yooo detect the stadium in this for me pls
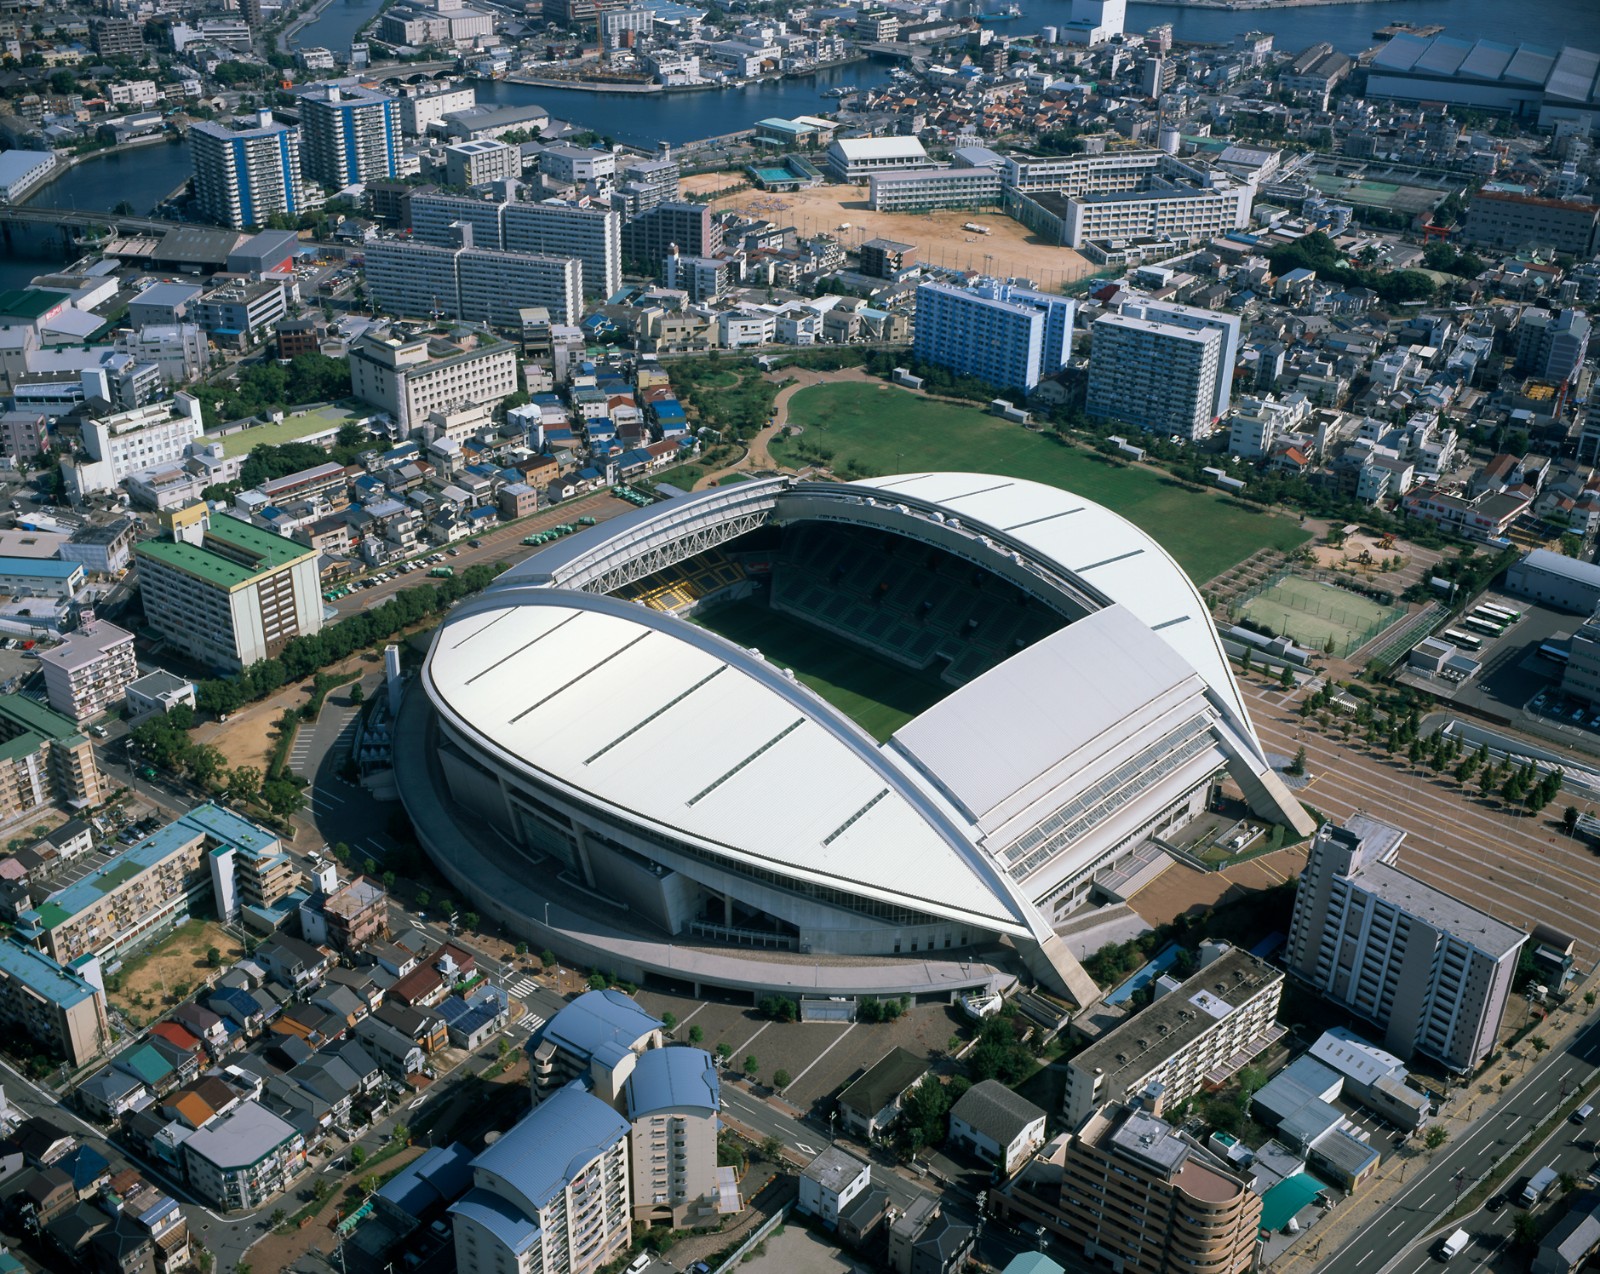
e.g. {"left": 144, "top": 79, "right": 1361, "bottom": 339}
{"left": 396, "top": 473, "right": 1313, "bottom": 1004}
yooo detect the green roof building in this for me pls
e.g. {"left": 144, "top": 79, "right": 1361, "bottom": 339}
{"left": 134, "top": 507, "right": 324, "bottom": 671}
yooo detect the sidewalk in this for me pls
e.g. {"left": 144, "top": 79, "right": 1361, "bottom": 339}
{"left": 1268, "top": 969, "right": 1599, "bottom": 1274}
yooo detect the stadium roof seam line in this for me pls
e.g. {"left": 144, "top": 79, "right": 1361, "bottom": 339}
{"left": 584, "top": 665, "right": 729, "bottom": 766}
{"left": 509, "top": 631, "right": 655, "bottom": 723}
{"left": 1151, "top": 616, "right": 1190, "bottom": 630}
{"left": 1001, "top": 509, "right": 1084, "bottom": 532}
{"left": 822, "top": 788, "right": 891, "bottom": 847}
{"left": 464, "top": 611, "right": 582, "bottom": 685}
{"left": 936, "top": 482, "right": 1017, "bottom": 503}
{"left": 451, "top": 609, "right": 516, "bottom": 649}
{"left": 687, "top": 719, "right": 805, "bottom": 807}
{"left": 1074, "top": 549, "right": 1145, "bottom": 572}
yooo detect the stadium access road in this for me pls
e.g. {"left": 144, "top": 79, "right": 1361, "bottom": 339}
{"left": 1240, "top": 679, "right": 1600, "bottom": 960}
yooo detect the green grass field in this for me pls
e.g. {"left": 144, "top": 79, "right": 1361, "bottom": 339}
{"left": 215, "top": 403, "right": 368, "bottom": 457}
{"left": 778, "top": 382, "right": 1309, "bottom": 583}
{"left": 1237, "top": 574, "right": 1403, "bottom": 657}
{"left": 691, "top": 599, "right": 947, "bottom": 741}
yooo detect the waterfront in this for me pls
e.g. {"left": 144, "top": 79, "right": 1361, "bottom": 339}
{"left": 475, "top": 62, "right": 900, "bottom": 148}
{"left": 285, "top": 0, "right": 385, "bottom": 54}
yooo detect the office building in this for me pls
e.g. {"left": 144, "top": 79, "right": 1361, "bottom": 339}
{"left": 1004, "top": 150, "right": 1251, "bottom": 250}
{"left": 91, "top": 18, "right": 146, "bottom": 56}
{"left": 528, "top": 989, "right": 664, "bottom": 1107}
{"left": 300, "top": 85, "right": 399, "bottom": 189}
{"left": 1465, "top": 191, "right": 1600, "bottom": 256}
{"left": 868, "top": 164, "right": 1005, "bottom": 213}
{"left": 912, "top": 279, "right": 1076, "bottom": 393}
{"left": 996, "top": 1103, "right": 1260, "bottom": 1274}
{"left": 0, "top": 939, "right": 108, "bottom": 1067}
{"left": 37, "top": 621, "right": 137, "bottom": 724}
{"left": 444, "top": 139, "right": 520, "bottom": 187}
{"left": 133, "top": 505, "right": 324, "bottom": 671}
{"left": 24, "top": 803, "right": 280, "bottom": 967}
{"left": 64, "top": 396, "right": 204, "bottom": 498}
{"left": 1285, "top": 815, "right": 1527, "bottom": 1072}
{"left": 1514, "top": 308, "right": 1591, "bottom": 384}
{"left": 621, "top": 201, "right": 723, "bottom": 268}
{"left": 1063, "top": 943, "right": 1283, "bottom": 1128}
{"left": 1087, "top": 310, "right": 1224, "bottom": 441}
{"left": 181, "top": 1101, "right": 306, "bottom": 1210}
{"left": 189, "top": 113, "right": 303, "bottom": 230}
{"left": 348, "top": 328, "right": 520, "bottom": 434}
{"left": 364, "top": 238, "right": 582, "bottom": 328}
{"left": 625, "top": 1046, "right": 724, "bottom": 1227}
{"left": 451, "top": 1083, "right": 632, "bottom": 1274}
{"left": 193, "top": 279, "right": 288, "bottom": 348}
{"left": 396, "top": 82, "right": 476, "bottom": 136}
{"left": 539, "top": 145, "right": 615, "bottom": 187}
{"left": 0, "top": 693, "right": 108, "bottom": 818}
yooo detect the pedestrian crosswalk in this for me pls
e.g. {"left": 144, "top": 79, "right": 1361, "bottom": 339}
{"left": 506, "top": 974, "right": 542, "bottom": 999}
{"left": 517, "top": 1011, "right": 546, "bottom": 1031}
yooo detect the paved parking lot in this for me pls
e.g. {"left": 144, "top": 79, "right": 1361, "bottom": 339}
{"left": 634, "top": 988, "right": 961, "bottom": 1114}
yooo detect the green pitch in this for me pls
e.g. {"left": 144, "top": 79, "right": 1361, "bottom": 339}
{"left": 777, "top": 383, "right": 1309, "bottom": 583}
{"left": 691, "top": 599, "right": 948, "bottom": 742}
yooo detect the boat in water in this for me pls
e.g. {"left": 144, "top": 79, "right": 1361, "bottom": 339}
{"left": 822, "top": 84, "right": 857, "bottom": 97}
{"left": 978, "top": 2, "right": 1021, "bottom": 19}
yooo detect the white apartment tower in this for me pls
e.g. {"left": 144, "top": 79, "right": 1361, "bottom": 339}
{"left": 300, "top": 85, "right": 399, "bottom": 189}
{"left": 1087, "top": 311, "right": 1223, "bottom": 441}
{"left": 1285, "top": 816, "right": 1527, "bottom": 1073}
{"left": 452, "top": 1084, "right": 632, "bottom": 1274}
{"left": 912, "top": 279, "right": 1076, "bottom": 393}
{"left": 189, "top": 112, "right": 303, "bottom": 230}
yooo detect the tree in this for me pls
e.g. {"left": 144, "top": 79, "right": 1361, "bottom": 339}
{"left": 1585, "top": 991, "right": 1596, "bottom": 1014}
{"left": 1530, "top": 1035, "right": 1549, "bottom": 1059}
{"left": 772, "top": 1068, "right": 791, "bottom": 1090}
{"left": 270, "top": 1208, "right": 286, "bottom": 1228}
{"left": 206, "top": 946, "right": 221, "bottom": 968}
{"left": 900, "top": 1078, "right": 953, "bottom": 1150}
{"left": 661, "top": 1012, "right": 677, "bottom": 1032}
{"left": 1323, "top": 635, "right": 1336, "bottom": 655}
{"left": 1423, "top": 1124, "right": 1448, "bottom": 1152}
{"left": 349, "top": 683, "right": 365, "bottom": 704}
{"left": 1280, "top": 665, "right": 1294, "bottom": 689}
{"left": 1287, "top": 746, "right": 1307, "bottom": 777}
{"left": 1499, "top": 1072, "right": 1514, "bottom": 1091}
{"left": 229, "top": 766, "right": 262, "bottom": 803}
{"left": 462, "top": 911, "right": 479, "bottom": 931}
{"left": 688, "top": 1024, "right": 704, "bottom": 1045}
{"left": 391, "top": 1123, "right": 409, "bottom": 1147}
{"left": 716, "top": 1042, "right": 732, "bottom": 1063}
{"left": 1565, "top": 806, "right": 1581, "bottom": 836}
{"left": 744, "top": 1055, "right": 759, "bottom": 1078}
{"left": 1240, "top": 648, "right": 1252, "bottom": 674}
{"left": 189, "top": 744, "right": 226, "bottom": 787}
{"left": 416, "top": 889, "right": 431, "bottom": 910}
{"left": 349, "top": 1145, "right": 366, "bottom": 1167}
{"left": 760, "top": 1135, "right": 785, "bottom": 1161}
{"left": 515, "top": 942, "right": 529, "bottom": 958}
{"left": 1512, "top": 1210, "right": 1541, "bottom": 1249}
{"left": 382, "top": 871, "right": 396, "bottom": 890}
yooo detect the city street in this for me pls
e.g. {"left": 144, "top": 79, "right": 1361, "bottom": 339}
{"left": 1313, "top": 1011, "right": 1600, "bottom": 1273}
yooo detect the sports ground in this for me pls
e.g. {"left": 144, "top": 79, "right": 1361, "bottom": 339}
{"left": 775, "top": 382, "right": 1310, "bottom": 584}
{"left": 1236, "top": 574, "right": 1403, "bottom": 657}
{"left": 691, "top": 599, "right": 947, "bottom": 741}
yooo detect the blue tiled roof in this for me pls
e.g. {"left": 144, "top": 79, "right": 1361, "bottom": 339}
{"left": 472, "top": 1082, "right": 629, "bottom": 1211}
{"left": 625, "top": 1046, "right": 719, "bottom": 1119}
{"left": 535, "top": 989, "right": 661, "bottom": 1069}
{"left": 379, "top": 1142, "right": 474, "bottom": 1215}
{"left": 0, "top": 940, "right": 98, "bottom": 1010}
{"left": 451, "top": 1188, "right": 541, "bottom": 1255}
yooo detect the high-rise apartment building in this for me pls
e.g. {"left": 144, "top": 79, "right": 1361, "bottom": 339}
{"left": 37, "top": 621, "right": 138, "bottom": 724}
{"left": 1514, "top": 307, "right": 1591, "bottom": 385}
{"left": 0, "top": 940, "right": 108, "bottom": 1068}
{"left": 409, "top": 191, "right": 621, "bottom": 297}
{"left": 621, "top": 201, "right": 722, "bottom": 269}
{"left": 1122, "top": 298, "right": 1240, "bottom": 418}
{"left": 1285, "top": 815, "right": 1526, "bottom": 1072}
{"left": 912, "top": 279, "right": 1076, "bottom": 392}
{"left": 133, "top": 505, "right": 325, "bottom": 671}
{"left": 190, "top": 113, "right": 303, "bottom": 230}
{"left": 624, "top": 1047, "right": 723, "bottom": 1227}
{"left": 348, "top": 328, "right": 520, "bottom": 433}
{"left": 91, "top": 18, "right": 146, "bottom": 56}
{"left": 0, "top": 693, "right": 108, "bottom": 818}
{"left": 1087, "top": 310, "right": 1223, "bottom": 440}
{"left": 364, "top": 238, "right": 581, "bottom": 329}
{"left": 452, "top": 1082, "right": 632, "bottom": 1274}
{"left": 996, "top": 1102, "right": 1261, "bottom": 1274}
{"left": 1062, "top": 942, "right": 1283, "bottom": 1128}
{"left": 300, "top": 85, "right": 399, "bottom": 189}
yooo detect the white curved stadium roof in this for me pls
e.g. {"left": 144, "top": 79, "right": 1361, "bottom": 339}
{"left": 425, "top": 591, "right": 1036, "bottom": 935}
{"left": 849, "top": 472, "right": 1252, "bottom": 732}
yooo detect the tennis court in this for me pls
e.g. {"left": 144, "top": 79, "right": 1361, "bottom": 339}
{"left": 1236, "top": 574, "right": 1404, "bottom": 658}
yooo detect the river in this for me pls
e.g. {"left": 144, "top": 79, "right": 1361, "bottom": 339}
{"left": 285, "top": 0, "right": 386, "bottom": 56}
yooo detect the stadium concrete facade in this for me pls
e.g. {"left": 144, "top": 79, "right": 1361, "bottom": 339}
{"left": 399, "top": 474, "right": 1313, "bottom": 1004}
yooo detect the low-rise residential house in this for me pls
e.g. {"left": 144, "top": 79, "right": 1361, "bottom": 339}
{"left": 949, "top": 1080, "right": 1048, "bottom": 1180}
{"left": 837, "top": 1047, "right": 928, "bottom": 1142}
{"left": 180, "top": 1100, "right": 306, "bottom": 1211}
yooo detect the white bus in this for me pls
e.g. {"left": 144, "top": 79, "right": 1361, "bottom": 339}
{"left": 1462, "top": 618, "right": 1503, "bottom": 638}
{"left": 1443, "top": 628, "right": 1484, "bottom": 651}
{"left": 1478, "top": 603, "right": 1519, "bottom": 624}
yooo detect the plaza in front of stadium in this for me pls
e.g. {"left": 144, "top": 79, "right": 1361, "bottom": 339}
{"left": 396, "top": 471, "right": 1317, "bottom": 1006}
